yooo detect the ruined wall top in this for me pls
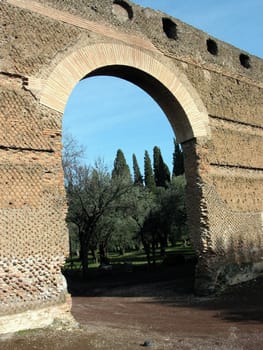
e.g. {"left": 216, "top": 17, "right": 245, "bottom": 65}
{"left": 30, "top": 0, "right": 263, "bottom": 81}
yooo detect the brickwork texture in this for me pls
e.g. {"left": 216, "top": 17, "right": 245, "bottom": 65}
{"left": 0, "top": 0, "right": 262, "bottom": 333}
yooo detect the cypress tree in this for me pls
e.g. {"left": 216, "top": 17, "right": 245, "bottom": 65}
{"left": 172, "top": 140, "right": 184, "bottom": 177}
{"left": 132, "top": 153, "right": 143, "bottom": 186}
{"left": 144, "top": 150, "right": 156, "bottom": 192}
{"left": 153, "top": 146, "right": 171, "bottom": 188}
{"left": 112, "top": 149, "right": 131, "bottom": 182}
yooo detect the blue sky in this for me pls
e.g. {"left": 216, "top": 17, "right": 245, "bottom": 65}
{"left": 63, "top": 0, "right": 263, "bottom": 172}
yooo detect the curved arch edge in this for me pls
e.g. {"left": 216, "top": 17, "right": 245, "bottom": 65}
{"left": 40, "top": 43, "right": 210, "bottom": 142}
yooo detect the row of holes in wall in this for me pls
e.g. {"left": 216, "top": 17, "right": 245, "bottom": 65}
{"left": 112, "top": 0, "right": 251, "bottom": 69}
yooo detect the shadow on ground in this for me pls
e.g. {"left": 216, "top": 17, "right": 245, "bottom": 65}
{"left": 1, "top": 263, "right": 263, "bottom": 350}
{"left": 64, "top": 262, "right": 263, "bottom": 325}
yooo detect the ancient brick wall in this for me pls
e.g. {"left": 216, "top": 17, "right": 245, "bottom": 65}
{"left": 0, "top": 0, "right": 262, "bottom": 333}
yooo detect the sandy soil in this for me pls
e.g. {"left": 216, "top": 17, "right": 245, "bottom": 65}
{"left": 1, "top": 264, "right": 263, "bottom": 349}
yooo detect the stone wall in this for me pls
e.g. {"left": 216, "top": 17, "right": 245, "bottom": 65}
{"left": 0, "top": 0, "right": 262, "bottom": 332}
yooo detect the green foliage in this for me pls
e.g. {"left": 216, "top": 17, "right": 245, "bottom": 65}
{"left": 112, "top": 149, "right": 132, "bottom": 183}
{"left": 65, "top": 151, "right": 132, "bottom": 276}
{"left": 63, "top": 134, "right": 188, "bottom": 275}
{"left": 132, "top": 153, "right": 143, "bottom": 186}
{"left": 157, "top": 175, "right": 187, "bottom": 244}
{"left": 137, "top": 174, "right": 187, "bottom": 265}
{"left": 64, "top": 242, "right": 196, "bottom": 271}
{"left": 172, "top": 139, "right": 184, "bottom": 177}
{"left": 68, "top": 222, "right": 80, "bottom": 257}
{"left": 144, "top": 150, "right": 156, "bottom": 192}
{"left": 153, "top": 146, "right": 171, "bottom": 188}
{"left": 107, "top": 216, "right": 138, "bottom": 254}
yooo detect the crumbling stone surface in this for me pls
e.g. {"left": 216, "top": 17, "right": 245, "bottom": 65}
{"left": 0, "top": 89, "right": 60, "bottom": 150}
{"left": 0, "top": 0, "right": 262, "bottom": 331}
{"left": 1, "top": 3, "right": 82, "bottom": 75}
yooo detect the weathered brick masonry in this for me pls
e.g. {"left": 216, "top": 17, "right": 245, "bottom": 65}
{"left": 0, "top": 0, "right": 262, "bottom": 333}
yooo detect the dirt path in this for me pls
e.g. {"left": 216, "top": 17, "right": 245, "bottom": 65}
{"left": 1, "top": 269, "right": 263, "bottom": 349}
{"left": 71, "top": 278, "right": 263, "bottom": 349}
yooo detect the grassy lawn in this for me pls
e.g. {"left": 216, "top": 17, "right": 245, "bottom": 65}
{"left": 63, "top": 241, "right": 196, "bottom": 271}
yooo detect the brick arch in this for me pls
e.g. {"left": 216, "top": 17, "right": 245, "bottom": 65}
{"left": 1, "top": 0, "right": 263, "bottom": 335}
{"left": 40, "top": 43, "right": 210, "bottom": 143}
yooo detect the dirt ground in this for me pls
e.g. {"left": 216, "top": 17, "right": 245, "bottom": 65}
{"left": 1, "top": 264, "right": 263, "bottom": 349}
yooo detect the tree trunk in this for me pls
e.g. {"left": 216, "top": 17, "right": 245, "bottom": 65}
{"left": 69, "top": 237, "right": 74, "bottom": 269}
{"left": 99, "top": 242, "right": 108, "bottom": 264}
{"left": 160, "top": 236, "right": 166, "bottom": 257}
{"left": 80, "top": 236, "right": 89, "bottom": 278}
{"left": 151, "top": 241, "right": 156, "bottom": 268}
{"left": 143, "top": 241, "right": 151, "bottom": 266}
{"left": 82, "top": 253, "right": 88, "bottom": 278}
{"left": 91, "top": 248, "right": 97, "bottom": 263}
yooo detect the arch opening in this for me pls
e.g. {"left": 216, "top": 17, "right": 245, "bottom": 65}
{"left": 40, "top": 43, "right": 210, "bottom": 144}
{"left": 162, "top": 17, "right": 178, "bottom": 40}
{"left": 206, "top": 38, "right": 218, "bottom": 56}
{"left": 85, "top": 65, "right": 193, "bottom": 143}
{"left": 63, "top": 72, "right": 198, "bottom": 294}
{"left": 239, "top": 53, "right": 251, "bottom": 69}
{"left": 63, "top": 75, "right": 175, "bottom": 170}
{"left": 41, "top": 43, "right": 210, "bottom": 291}
{"left": 112, "top": 0, "right": 134, "bottom": 21}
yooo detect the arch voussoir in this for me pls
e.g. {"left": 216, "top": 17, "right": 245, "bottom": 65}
{"left": 40, "top": 43, "right": 210, "bottom": 142}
